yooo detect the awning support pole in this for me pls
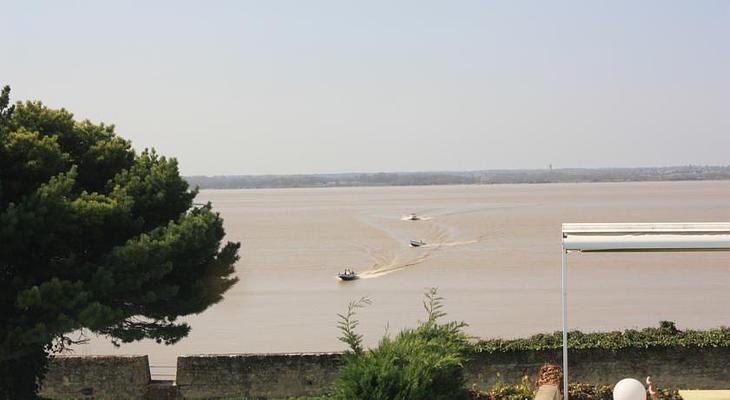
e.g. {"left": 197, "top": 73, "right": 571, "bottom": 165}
{"left": 561, "top": 246, "right": 568, "bottom": 400}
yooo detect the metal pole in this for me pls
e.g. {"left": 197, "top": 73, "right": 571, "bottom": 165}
{"left": 561, "top": 246, "right": 568, "bottom": 400}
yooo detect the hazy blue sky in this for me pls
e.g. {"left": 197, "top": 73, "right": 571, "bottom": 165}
{"left": 2, "top": 1, "right": 729, "bottom": 175}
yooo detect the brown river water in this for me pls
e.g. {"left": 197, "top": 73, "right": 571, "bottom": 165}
{"left": 75, "top": 181, "right": 730, "bottom": 378}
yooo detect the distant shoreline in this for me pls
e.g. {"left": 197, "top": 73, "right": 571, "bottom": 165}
{"left": 186, "top": 165, "right": 730, "bottom": 189}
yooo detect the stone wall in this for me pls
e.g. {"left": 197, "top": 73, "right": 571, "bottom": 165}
{"left": 175, "top": 348, "right": 730, "bottom": 398}
{"left": 39, "top": 355, "right": 151, "bottom": 400}
{"left": 40, "top": 348, "right": 730, "bottom": 399}
{"left": 465, "top": 347, "right": 730, "bottom": 390}
{"left": 176, "top": 353, "right": 341, "bottom": 399}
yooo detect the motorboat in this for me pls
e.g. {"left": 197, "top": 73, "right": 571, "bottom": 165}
{"left": 338, "top": 269, "right": 358, "bottom": 281}
{"left": 407, "top": 213, "right": 421, "bottom": 221}
{"left": 410, "top": 240, "right": 426, "bottom": 247}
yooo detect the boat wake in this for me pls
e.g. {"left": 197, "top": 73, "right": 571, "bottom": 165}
{"left": 426, "top": 239, "right": 479, "bottom": 248}
{"left": 355, "top": 221, "right": 479, "bottom": 279}
{"left": 358, "top": 252, "right": 432, "bottom": 279}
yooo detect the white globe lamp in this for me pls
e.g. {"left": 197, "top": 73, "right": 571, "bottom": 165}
{"left": 613, "top": 378, "right": 647, "bottom": 400}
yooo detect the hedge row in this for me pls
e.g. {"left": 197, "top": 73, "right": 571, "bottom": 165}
{"left": 474, "top": 321, "right": 730, "bottom": 353}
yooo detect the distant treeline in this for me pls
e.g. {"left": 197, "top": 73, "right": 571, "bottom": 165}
{"left": 186, "top": 165, "right": 730, "bottom": 189}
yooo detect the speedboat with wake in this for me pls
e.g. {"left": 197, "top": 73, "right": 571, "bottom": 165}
{"left": 338, "top": 268, "right": 358, "bottom": 281}
{"left": 406, "top": 213, "right": 421, "bottom": 221}
{"left": 410, "top": 240, "right": 426, "bottom": 247}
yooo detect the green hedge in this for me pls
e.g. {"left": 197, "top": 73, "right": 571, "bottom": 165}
{"left": 474, "top": 321, "right": 730, "bottom": 353}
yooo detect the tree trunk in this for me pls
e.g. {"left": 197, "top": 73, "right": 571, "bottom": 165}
{"left": 0, "top": 345, "right": 49, "bottom": 400}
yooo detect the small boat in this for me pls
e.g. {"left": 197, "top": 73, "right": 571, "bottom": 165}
{"left": 338, "top": 269, "right": 358, "bottom": 281}
{"left": 410, "top": 240, "right": 426, "bottom": 247}
{"left": 407, "top": 213, "right": 421, "bottom": 221}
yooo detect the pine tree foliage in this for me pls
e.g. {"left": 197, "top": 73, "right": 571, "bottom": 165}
{"left": 0, "top": 86, "right": 240, "bottom": 399}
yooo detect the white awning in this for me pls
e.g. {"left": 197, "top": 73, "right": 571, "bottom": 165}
{"left": 559, "top": 221, "right": 730, "bottom": 400}
{"left": 562, "top": 222, "right": 730, "bottom": 252}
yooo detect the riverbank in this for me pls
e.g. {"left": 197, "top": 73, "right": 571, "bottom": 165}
{"left": 186, "top": 165, "right": 730, "bottom": 189}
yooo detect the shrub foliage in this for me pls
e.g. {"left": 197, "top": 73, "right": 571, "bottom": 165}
{"left": 330, "top": 288, "right": 472, "bottom": 400}
{"left": 474, "top": 321, "right": 730, "bottom": 353}
{"left": 470, "top": 377, "right": 682, "bottom": 400}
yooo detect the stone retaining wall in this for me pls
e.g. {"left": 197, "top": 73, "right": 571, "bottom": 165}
{"left": 465, "top": 347, "right": 730, "bottom": 389}
{"left": 176, "top": 353, "right": 341, "bottom": 399}
{"left": 175, "top": 348, "right": 730, "bottom": 398}
{"left": 39, "top": 355, "right": 151, "bottom": 400}
{"left": 40, "top": 347, "right": 730, "bottom": 399}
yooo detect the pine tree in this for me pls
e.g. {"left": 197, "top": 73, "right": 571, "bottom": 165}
{"left": 0, "top": 86, "right": 240, "bottom": 399}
